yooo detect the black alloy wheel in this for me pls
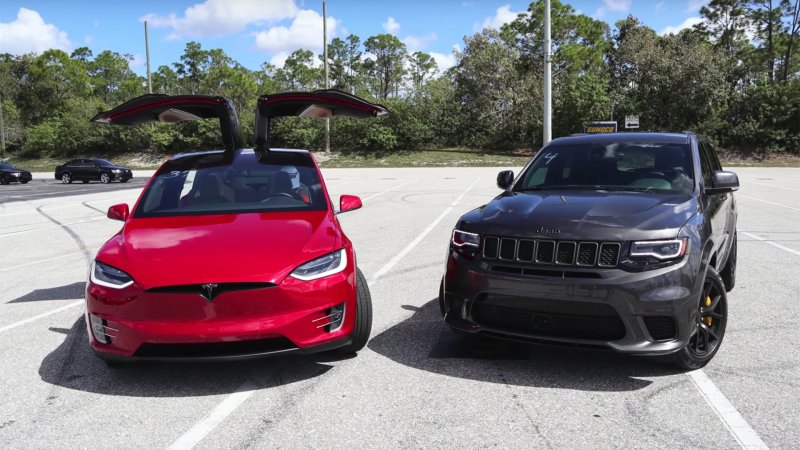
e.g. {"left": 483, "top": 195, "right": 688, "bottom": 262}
{"left": 671, "top": 267, "right": 728, "bottom": 370}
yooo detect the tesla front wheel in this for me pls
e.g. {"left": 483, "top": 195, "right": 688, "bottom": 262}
{"left": 336, "top": 268, "right": 373, "bottom": 354}
{"left": 100, "top": 173, "right": 110, "bottom": 184}
{"left": 671, "top": 267, "right": 728, "bottom": 370}
{"left": 61, "top": 173, "right": 72, "bottom": 184}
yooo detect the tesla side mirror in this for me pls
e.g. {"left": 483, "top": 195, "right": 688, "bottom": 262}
{"left": 707, "top": 171, "right": 739, "bottom": 194}
{"left": 338, "top": 195, "right": 362, "bottom": 214}
{"left": 497, "top": 170, "right": 514, "bottom": 190}
{"left": 107, "top": 203, "right": 129, "bottom": 221}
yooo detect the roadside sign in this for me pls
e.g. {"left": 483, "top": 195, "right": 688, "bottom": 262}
{"left": 625, "top": 115, "right": 639, "bottom": 129}
{"left": 584, "top": 121, "right": 617, "bottom": 134}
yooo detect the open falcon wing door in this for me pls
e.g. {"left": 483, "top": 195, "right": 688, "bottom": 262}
{"left": 91, "top": 94, "right": 240, "bottom": 156}
{"left": 254, "top": 89, "right": 389, "bottom": 158}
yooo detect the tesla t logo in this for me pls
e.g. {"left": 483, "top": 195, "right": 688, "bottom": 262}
{"left": 199, "top": 283, "right": 219, "bottom": 302}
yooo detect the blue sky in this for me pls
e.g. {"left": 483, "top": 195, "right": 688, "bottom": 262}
{"left": 0, "top": 0, "right": 709, "bottom": 74}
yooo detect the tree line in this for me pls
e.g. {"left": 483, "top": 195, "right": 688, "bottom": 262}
{"left": 0, "top": 0, "right": 798, "bottom": 160}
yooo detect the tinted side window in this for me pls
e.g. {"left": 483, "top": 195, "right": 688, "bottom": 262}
{"left": 705, "top": 142, "right": 723, "bottom": 171}
{"left": 698, "top": 142, "right": 714, "bottom": 187}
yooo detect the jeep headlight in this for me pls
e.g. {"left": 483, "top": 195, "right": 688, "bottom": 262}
{"left": 630, "top": 238, "right": 688, "bottom": 261}
{"left": 290, "top": 249, "right": 347, "bottom": 281}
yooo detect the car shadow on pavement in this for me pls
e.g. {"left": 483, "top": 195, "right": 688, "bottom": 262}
{"left": 8, "top": 282, "right": 85, "bottom": 303}
{"left": 368, "top": 299, "right": 684, "bottom": 392}
{"left": 39, "top": 317, "right": 346, "bottom": 398}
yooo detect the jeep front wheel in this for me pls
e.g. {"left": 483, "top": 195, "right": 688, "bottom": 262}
{"left": 672, "top": 267, "right": 728, "bottom": 370}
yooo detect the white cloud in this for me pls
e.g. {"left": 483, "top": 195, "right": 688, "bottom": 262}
{"left": 594, "top": 0, "right": 632, "bottom": 18}
{"left": 254, "top": 9, "right": 338, "bottom": 54}
{"left": 430, "top": 45, "right": 460, "bottom": 73}
{"left": 477, "top": 4, "right": 523, "bottom": 31}
{"left": 84, "top": 35, "right": 94, "bottom": 45}
{"left": 404, "top": 33, "right": 437, "bottom": 52}
{"left": 382, "top": 16, "right": 400, "bottom": 34}
{"left": 142, "top": 0, "right": 298, "bottom": 39}
{"left": 686, "top": 0, "right": 708, "bottom": 13}
{"left": 0, "top": 8, "right": 71, "bottom": 54}
{"left": 660, "top": 17, "right": 703, "bottom": 35}
{"left": 655, "top": 2, "right": 666, "bottom": 12}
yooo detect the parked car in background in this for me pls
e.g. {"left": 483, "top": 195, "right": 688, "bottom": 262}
{"left": 0, "top": 162, "right": 32, "bottom": 184}
{"left": 441, "top": 132, "right": 739, "bottom": 370}
{"left": 54, "top": 158, "right": 132, "bottom": 184}
{"left": 84, "top": 90, "right": 387, "bottom": 364}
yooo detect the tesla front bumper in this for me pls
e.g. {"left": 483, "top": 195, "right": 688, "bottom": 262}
{"left": 442, "top": 250, "right": 704, "bottom": 355}
{"left": 85, "top": 271, "right": 357, "bottom": 361}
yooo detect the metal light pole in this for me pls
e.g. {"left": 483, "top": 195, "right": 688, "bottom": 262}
{"left": 145, "top": 21, "right": 152, "bottom": 93}
{"left": 0, "top": 93, "right": 5, "bottom": 159}
{"left": 543, "top": 0, "right": 552, "bottom": 145}
{"left": 323, "top": 0, "right": 331, "bottom": 153}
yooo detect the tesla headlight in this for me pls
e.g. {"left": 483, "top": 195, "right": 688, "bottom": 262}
{"left": 451, "top": 229, "right": 480, "bottom": 248}
{"left": 91, "top": 261, "right": 134, "bottom": 288}
{"left": 290, "top": 249, "right": 347, "bottom": 281}
{"left": 630, "top": 238, "right": 688, "bottom": 261}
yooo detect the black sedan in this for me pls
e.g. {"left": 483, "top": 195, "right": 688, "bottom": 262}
{"left": 54, "top": 159, "right": 132, "bottom": 184}
{"left": 0, "top": 162, "right": 32, "bottom": 185}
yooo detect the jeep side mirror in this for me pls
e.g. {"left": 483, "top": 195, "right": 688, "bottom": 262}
{"left": 338, "top": 195, "right": 362, "bottom": 214}
{"left": 107, "top": 203, "right": 129, "bottom": 221}
{"left": 707, "top": 171, "right": 739, "bottom": 194}
{"left": 497, "top": 170, "right": 514, "bottom": 190}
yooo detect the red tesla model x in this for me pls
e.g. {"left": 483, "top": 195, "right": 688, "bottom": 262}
{"left": 85, "top": 90, "right": 388, "bottom": 363}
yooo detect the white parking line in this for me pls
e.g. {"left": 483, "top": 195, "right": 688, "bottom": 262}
{"left": 362, "top": 179, "right": 416, "bottom": 201}
{"left": 740, "top": 231, "right": 800, "bottom": 257}
{"left": 167, "top": 380, "right": 260, "bottom": 450}
{"left": 747, "top": 181, "right": 800, "bottom": 192}
{"left": 0, "top": 300, "right": 84, "bottom": 334}
{"left": 165, "top": 178, "right": 480, "bottom": 449}
{"left": 368, "top": 178, "right": 480, "bottom": 284}
{"left": 737, "top": 195, "right": 800, "bottom": 212}
{"left": 0, "top": 216, "right": 106, "bottom": 238}
{"left": 0, "top": 252, "right": 83, "bottom": 273}
{"left": 689, "top": 370, "right": 769, "bottom": 449}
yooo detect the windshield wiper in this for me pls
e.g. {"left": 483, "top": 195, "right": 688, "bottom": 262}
{"left": 515, "top": 185, "right": 604, "bottom": 192}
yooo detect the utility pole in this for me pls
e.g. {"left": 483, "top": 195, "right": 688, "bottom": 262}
{"left": 323, "top": 0, "right": 330, "bottom": 153}
{"left": 543, "top": 0, "right": 552, "bottom": 146}
{"left": 145, "top": 21, "right": 152, "bottom": 93}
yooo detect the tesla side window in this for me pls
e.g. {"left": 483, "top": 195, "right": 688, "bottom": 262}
{"left": 515, "top": 143, "right": 695, "bottom": 194}
{"left": 136, "top": 153, "right": 326, "bottom": 217}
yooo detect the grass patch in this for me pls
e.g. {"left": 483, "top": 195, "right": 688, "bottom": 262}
{"left": 316, "top": 148, "right": 535, "bottom": 168}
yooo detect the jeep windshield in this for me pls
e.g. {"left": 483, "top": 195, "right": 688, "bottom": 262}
{"left": 134, "top": 150, "right": 327, "bottom": 218}
{"left": 514, "top": 142, "right": 694, "bottom": 194}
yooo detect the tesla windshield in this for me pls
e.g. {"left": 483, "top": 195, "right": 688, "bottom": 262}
{"left": 514, "top": 142, "right": 695, "bottom": 194}
{"left": 0, "top": 163, "right": 15, "bottom": 169}
{"left": 135, "top": 151, "right": 327, "bottom": 217}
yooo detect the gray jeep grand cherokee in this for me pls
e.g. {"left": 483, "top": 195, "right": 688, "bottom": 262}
{"left": 441, "top": 132, "right": 738, "bottom": 369}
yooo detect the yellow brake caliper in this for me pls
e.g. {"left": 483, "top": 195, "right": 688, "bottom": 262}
{"left": 703, "top": 296, "right": 713, "bottom": 327}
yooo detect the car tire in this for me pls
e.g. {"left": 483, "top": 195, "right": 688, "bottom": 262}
{"left": 668, "top": 266, "right": 728, "bottom": 370}
{"left": 335, "top": 268, "right": 373, "bottom": 354}
{"left": 20, "top": 180, "right": 29, "bottom": 184}
{"left": 120, "top": 178, "right": 128, "bottom": 183}
{"left": 61, "top": 173, "right": 72, "bottom": 184}
{"left": 0, "top": 175, "right": 8, "bottom": 185}
{"left": 100, "top": 172, "right": 110, "bottom": 184}
{"left": 719, "top": 233, "right": 736, "bottom": 292}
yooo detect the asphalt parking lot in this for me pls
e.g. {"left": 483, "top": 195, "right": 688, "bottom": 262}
{"left": 1, "top": 167, "right": 798, "bottom": 449}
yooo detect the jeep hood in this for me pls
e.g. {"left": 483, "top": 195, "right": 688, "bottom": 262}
{"left": 458, "top": 191, "right": 697, "bottom": 241}
{"left": 96, "top": 211, "right": 339, "bottom": 289}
